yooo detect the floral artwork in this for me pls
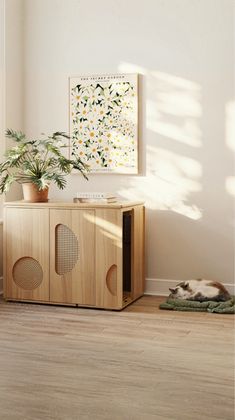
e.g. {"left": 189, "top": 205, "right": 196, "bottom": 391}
{"left": 69, "top": 74, "right": 138, "bottom": 173}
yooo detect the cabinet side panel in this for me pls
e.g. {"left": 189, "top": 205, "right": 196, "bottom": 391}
{"left": 95, "top": 209, "right": 122, "bottom": 309}
{"left": 132, "top": 206, "right": 145, "bottom": 298}
{"left": 5, "top": 208, "right": 49, "bottom": 301}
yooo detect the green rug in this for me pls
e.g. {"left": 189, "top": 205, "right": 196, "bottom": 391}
{"left": 159, "top": 296, "right": 235, "bottom": 314}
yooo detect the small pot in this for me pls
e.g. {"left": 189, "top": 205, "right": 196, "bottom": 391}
{"left": 22, "top": 183, "right": 49, "bottom": 202}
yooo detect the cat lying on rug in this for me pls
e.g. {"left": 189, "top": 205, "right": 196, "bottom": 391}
{"left": 169, "top": 279, "right": 231, "bottom": 302}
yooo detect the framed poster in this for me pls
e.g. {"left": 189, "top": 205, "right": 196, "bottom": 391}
{"left": 69, "top": 73, "right": 138, "bottom": 174}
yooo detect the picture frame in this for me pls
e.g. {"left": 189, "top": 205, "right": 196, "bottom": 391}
{"left": 69, "top": 73, "right": 138, "bottom": 174}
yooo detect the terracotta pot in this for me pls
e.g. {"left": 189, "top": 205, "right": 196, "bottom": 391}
{"left": 22, "top": 183, "right": 49, "bottom": 202}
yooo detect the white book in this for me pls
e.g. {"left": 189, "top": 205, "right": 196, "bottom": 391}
{"left": 73, "top": 197, "right": 117, "bottom": 204}
{"left": 76, "top": 192, "right": 116, "bottom": 199}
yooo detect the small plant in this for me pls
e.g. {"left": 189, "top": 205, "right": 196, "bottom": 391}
{"left": 0, "top": 129, "right": 88, "bottom": 194}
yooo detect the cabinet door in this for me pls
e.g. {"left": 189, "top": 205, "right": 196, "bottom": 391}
{"left": 50, "top": 209, "right": 95, "bottom": 305}
{"left": 95, "top": 209, "right": 123, "bottom": 309}
{"left": 5, "top": 208, "right": 49, "bottom": 301}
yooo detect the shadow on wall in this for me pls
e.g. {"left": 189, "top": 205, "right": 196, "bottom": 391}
{"left": 118, "top": 63, "right": 203, "bottom": 220}
{"left": 116, "top": 62, "right": 234, "bottom": 283}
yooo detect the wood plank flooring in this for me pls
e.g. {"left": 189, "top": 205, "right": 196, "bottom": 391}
{"left": 0, "top": 295, "right": 234, "bottom": 420}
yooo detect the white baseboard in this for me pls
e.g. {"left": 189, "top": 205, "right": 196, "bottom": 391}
{"left": 145, "top": 278, "right": 235, "bottom": 297}
{"left": 0, "top": 276, "right": 3, "bottom": 295}
{"left": 0, "top": 277, "right": 233, "bottom": 298}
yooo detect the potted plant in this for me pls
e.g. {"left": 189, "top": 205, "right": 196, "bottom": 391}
{"left": 0, "top": 129, "right": 88, "bottom": 202}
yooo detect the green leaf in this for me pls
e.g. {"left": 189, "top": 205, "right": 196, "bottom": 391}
{"left": 0, "top": 173, "right": 16, "bottom": 193}
{"left": 0, "top": 128, "right": 89, "bottom": 194}
{"left": 49, "top": 173, "right": 67, "bottom": 190}
{"left": 5, "top": 129, "right": 26, "bottom": 142}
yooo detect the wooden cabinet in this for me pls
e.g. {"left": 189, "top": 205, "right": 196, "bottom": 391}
{"left": 4, "top": 201, "right": 145, "bottom": 310}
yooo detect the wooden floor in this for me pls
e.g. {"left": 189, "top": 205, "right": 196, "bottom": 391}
{"left": 0, "top": 295, "right": 234, "bottom": 420}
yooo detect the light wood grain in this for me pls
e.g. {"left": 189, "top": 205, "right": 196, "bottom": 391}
{"left": 4, "top": 202, "right": 145, "bottom": 310}
{"left": 0, "top": 295, "right": 234, "bottom": 420}
{"left": 132, "top": 205, "right": 145, "bottom": 298}
{"left": 4, "top": 200, "right": 144, "bottom": 209}
{"left": 95, "top": 209, "right": 123, "bottom": 309}
{"left": 50, "top": 209, "right": 95, "bottom": 306}
{"left": 4, "top": 208, "right": 49, "bottom": 301}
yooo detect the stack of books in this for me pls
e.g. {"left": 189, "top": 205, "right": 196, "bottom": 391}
{"left": 73, "top": 192, "right": 117, "bottom": 204}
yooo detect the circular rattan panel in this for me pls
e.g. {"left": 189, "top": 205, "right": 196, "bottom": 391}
{"left": 55, "top": 224, "right": 79, "bottom": 275}
{"left": 13, "top": 257, "right": 43, "bottom": 290}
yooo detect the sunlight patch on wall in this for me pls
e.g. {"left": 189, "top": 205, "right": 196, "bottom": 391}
{"left": 150, "top": 71, "right": 200, "bottom": 91}
{"left": 119, "top": 62, "right": 202, "bottom": 147}
{"left": 118, "top": 146, "right": 202, "bottom": 220}
{"left": 117, "top": 63, "right": 202, "bottom": 220}
{"left": 147, "top": 100, "right": 201, "bottom": 147}
{"left": 150, "top": 71, "right": 201, "bottom": 117}
{"left": 225, "top": 176, "right": 235, "bottom": 196}
{"left": 118, "top": 62, "right": 148, "bottom": 75}
{"left": 147, "top": 71, "right": 202, "bottom": 148}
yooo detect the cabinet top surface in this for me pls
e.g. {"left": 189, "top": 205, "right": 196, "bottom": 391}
{"left": 4, "top": 200, "right": 144, "bottom": 209}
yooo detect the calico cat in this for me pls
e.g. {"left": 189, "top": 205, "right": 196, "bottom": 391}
{"left": 169, "top": 279, "right": 231, "bottom": 302}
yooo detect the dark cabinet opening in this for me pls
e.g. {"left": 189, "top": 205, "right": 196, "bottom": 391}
{"left": 123, "top": 211, "right": 132, "bottom": 295}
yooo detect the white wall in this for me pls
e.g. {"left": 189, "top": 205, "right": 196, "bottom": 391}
{"left": 0, "top": 0, "right": 4, "bottom": 288}
{"left": 7, "top": 0, "right": 235, "bottom": 288}
{"left": 0, "top": 0, "right": 24, "bottom": 289}
{"left": 0, "top": 0, "right": 5, "bottom": 217}
{"left": 5, "top": 0, "right": 24, "bottom": 202}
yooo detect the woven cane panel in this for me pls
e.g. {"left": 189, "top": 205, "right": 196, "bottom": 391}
{"left": 55, "top": 224, "right": 79, "bottom": 275}
{"left": 13, "top": 257, "right": 43, "bottom": 290}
